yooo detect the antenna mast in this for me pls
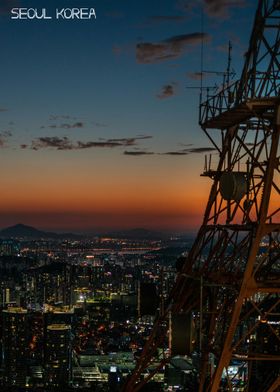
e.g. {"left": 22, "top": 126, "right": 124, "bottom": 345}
{"left": 123, "top": 1, "right": 280, "bottom": 390}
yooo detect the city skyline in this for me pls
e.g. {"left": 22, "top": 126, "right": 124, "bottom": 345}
{"left": 0, "top": 0, "right": 259, "bottom": 232}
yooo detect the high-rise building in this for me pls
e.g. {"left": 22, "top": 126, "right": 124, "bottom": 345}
{"left": 44, "top": 324, "right": 71, "bottom": 388}
{"left": 27, "top": 263, "right": 73, "bottom": 307}
{"left": 2, "top": 308, "right": 28, "bottom": 387}
{"left": 0, "top": 239, "right": 20, "bottom": 256}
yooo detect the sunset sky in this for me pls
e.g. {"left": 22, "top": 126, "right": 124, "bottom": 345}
{"left": 0, "top": 0, "right": 257, "bottom": 232}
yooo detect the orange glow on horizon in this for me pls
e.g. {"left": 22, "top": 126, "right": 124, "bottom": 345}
{"left": 0, "top": 150, "right": 278, "bottom": 232}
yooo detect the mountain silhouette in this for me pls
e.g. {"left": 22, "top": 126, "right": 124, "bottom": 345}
{"left": 0, "top": 223, "right": 80, "bottom": 239}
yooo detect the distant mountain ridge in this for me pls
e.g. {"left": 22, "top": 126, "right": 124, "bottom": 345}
{"left": 0, "top": 224, "right": 166, "bottom": 240}
{"left": 0, "top": 223, "right": 81, "bottom": 239}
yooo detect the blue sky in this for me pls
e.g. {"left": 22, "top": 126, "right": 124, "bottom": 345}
{"left": 0, "top": 0, "right": 257, "bottom": 232}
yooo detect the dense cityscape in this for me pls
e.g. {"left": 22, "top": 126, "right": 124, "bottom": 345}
{"left": 0, "top": 223, "right": 195, "bottom": 391}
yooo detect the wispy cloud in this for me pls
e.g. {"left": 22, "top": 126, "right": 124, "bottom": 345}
{"left": 49, "top": 115, "right": 77, "bottom": 121}
{"left": 103, "top": 136, "right": 152, "bottom": 146}
{"left": 187, "top": 71, "right": 205, "bottom": 80}
{"left": 30, "top": 137, "right": 74, "bottom": 151}
{"left": 178, "top": 0, "right": 246, "bottom": 19}
{"left": 136, "top": 32, "right": 210, "bottom": 64}
{"left": 204, "top": 0, "right": 246, "bottom": 18}
{"left": 76, "top": 141, "right": 125, "bottom": 149}
{"left": 0, "top": 131, "right": 12, "bottom": 137}
{"left": 24, "top": 135, "right": 153, "bottom": 151}
{"left": 124, "top": 151, "right": 154, "bottom": 156}
{"left": 92, "top": 122, "right": 108, "bottom": 128}
{"left": 162, "top": 151, "right": 189, "bottom": 156}
{"left": 49, "top": 115, "right": 108, "bottom": 128}
{"left": 41, "top": 122, "right": 84, "bottom": 130}
{"left": 157, "top": 83, "right": 177, "bottom": 100}
{"left": 184, "top": 147, "right": 216, "bottom": 153}
{"left": 124, "top": 146, "right": 217, "bottom": 157}
{"left": 0, "top": 130, "right": 12, "bottom": 147}
{"left": 162, "top": 146, "right": 216, "bottom": 155}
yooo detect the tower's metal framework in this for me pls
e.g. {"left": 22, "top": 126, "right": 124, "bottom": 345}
{"left": 123, "top": 1, "right": 280, "bottom": 391}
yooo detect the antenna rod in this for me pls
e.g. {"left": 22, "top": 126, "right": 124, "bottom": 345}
{"left": 227, "top": 40, "right": 232, "bottom": 86}
{"left": 200, "top": 3, "right": 204, "bottom": 106}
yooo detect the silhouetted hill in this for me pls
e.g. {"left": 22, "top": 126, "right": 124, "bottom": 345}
{"left": 0, "top": 223, "right": 81, "bottom": 239}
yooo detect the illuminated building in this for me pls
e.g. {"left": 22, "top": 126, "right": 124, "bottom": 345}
{"left": 28, "top": 311, "right": 44, "bottom": 362}
{"left": 27, "top": 263, "right": 72, "bottom": 306}
{"left": 44, "top": 307, "right": 73, "bottom": 327}
{"left": 44, "top": 324, "right": 72, "bottom": 387}
{"left": 2, "top": 287, "right": 10, "bottom": 306}
{"left": 0, "top": 239, "right": 20, "bottom": 256}
{"left": 2, "top": 308, "right": 28, "bottom": 387}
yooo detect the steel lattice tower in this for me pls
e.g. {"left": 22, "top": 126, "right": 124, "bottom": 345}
{"left": 123, "top": 1, "right": 280, "bottom": 391}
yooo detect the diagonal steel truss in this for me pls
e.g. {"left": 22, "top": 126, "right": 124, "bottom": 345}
{"left": 123, "top": 1, "right": 280, "bottom": 391}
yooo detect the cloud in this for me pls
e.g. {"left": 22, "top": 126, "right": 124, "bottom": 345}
{"left": 30, "top": 137, "right": 74, "bottom": 151}
{"left": 124, "top": 145, "right": 216, "bottom": 157}
{"left": 0, "top": 131, "right": 12, "bottom": 137}
{"left": 187, "top": 71, "right": 204, "bottom": 80}
{"left": 92, "top": 122, "right": 108, "bottom": 128}
{"left": 162, "top": 151, "right": 189, "bottom": 156}
{"left": 179, "top": 143, "right": 194, "bottom": 147}
{"left": 104, "top": 138, "right": 136, "bottom": 146}
{"left": 157, "top": 84, "right": 177, "bottom": 99}
{"left": 178, "top": 0, "right": 246, "bottom": 18}
{"left": 162, "top": 146, "right": 216, "bottom": 155}
{"left": 49, "top": 115, "right": 108, "bottom": 128}
{"left": 136, "top": 32, "right": 210, "bottom": 64}
{"left": 24, "top": 135, "right": 153, "bottom": 151}
{"left": 49, "top": 115, "right": 76, "bottom": 121}
{"left": 124, "top": 151, "right": 154, "bottom": 156}
{"left": 60, "top": 122, "right": 83, "bottom": 129}
{"left": 0, "top": 130, "right": 12, "bottom": 148}
{"left": 22, "top": 134, "right": 214, "bottom": 157}
{"left": 41, "top": 122, "right": 84, "bottom": 129}
{"left": 77, "top": 141, "right": 124, "bottom": 148}
{"left": 204, "top": 0, "right": 246, "bottom": 17}
{"left": 102, "top": 136, "right": 153, "bottom": 146}
{"left": 186, "top": 147, "right": 216, "bottom": 153}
